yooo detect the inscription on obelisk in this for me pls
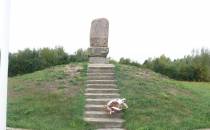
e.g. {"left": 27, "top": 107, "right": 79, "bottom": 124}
{"left": 88, "top": 18, "right": 109, "bottom": 63}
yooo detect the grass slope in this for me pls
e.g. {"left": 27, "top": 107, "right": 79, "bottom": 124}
{"left": 115, "top": 64, "right": 210, "bottom": 130}
{"left": 7, "top": 63, "right": 210, "bottom": 130}
{"left": 7, "top": 63, "right": 93, "bottom": 130}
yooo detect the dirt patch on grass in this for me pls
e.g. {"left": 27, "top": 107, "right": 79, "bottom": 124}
{"left": 165, "top": 86, "right": 192, "bottom": 96}
{"left": 64, "top": 64, "right": 83, "bottom": 77}
{"left": 63, "top": 85, "right": 82, "bottom": 97}
{"left": 7, "top": 79, "right": 37, "bottom": 99}
{"left": 131, "top": 67, "right": 167, "bottom": 81}
{"left": 39, "top": 64, "right": 84, "bottom": 96}
{"left": 135, "top": 70, "right": 152, "bottom": 78}
{"left": 41, "top": 82, "right": 60, "bottom": 92}
{"left": 8, "top": 64, "right": 85, "bottom": 99}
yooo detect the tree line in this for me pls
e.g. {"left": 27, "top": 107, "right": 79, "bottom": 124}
{"left": 8, "top": 47, "right": 88, "bottom": 76}
{"left": 9, "top": 47, "right": 210, "bottom": 82}
{"left": 119, "top": 48, "right": 210, "bottom": 82}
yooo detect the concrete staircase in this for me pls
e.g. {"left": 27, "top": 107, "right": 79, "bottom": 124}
{"left": 84, "top": 64, "right": 125, "bottom": 130}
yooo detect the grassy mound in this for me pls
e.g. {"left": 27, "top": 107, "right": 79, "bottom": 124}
{"left": 115, "top": 64, "right": 210, "bottom": 130}
{"left": 7, "top": 63, "right": 93, "bottom": 130}
{"left": 7, "top": 63, "right": 210, "bottom": 130}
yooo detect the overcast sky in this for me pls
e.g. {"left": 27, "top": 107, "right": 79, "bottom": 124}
{"left": 9, "top": 0, "right": 210, "bottom": 63}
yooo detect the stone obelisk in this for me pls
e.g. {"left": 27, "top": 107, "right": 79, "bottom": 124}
{"left": 88, "top": 18, "right": 109, "bottom": 64}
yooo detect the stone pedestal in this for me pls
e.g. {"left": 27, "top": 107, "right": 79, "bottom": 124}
{"left": 89, "top": 57, "right": 109, "bottom": 64}
{"left": 88, "top": 18, "right": 109, "bottom": 64}
{"left": 88, "top": 47, "right": 109, "bottom": 57}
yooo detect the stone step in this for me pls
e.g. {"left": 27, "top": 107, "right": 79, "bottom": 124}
{"left": 88, "top": 67, "right": 114, "bottom": 70}
{"left": 88, "top": 76, "right": 115, "bottom": 80}
{"left": 85, "top": 88, "right": 119, "bottom": 93}
{"left": 87, "top": 80, "right": 116, "bottom": 84}
{"left": 88, "top": 73, "right": 115, "bottom": 77}
{"left": 85, "top": 93, "right": 120, "bottom": 98}
{"left": 87, "top": 84, "right": 117, "bottom": 89}
{"left": 88, "top": 69, "right": 114, "bottom": 72}
{"left": 85, "top": 111, "right": 122, "bottom": 118}
{"left": 85, "top": 64, "right": 124, "bottom": 129}
{"left": 88, "top": 69, "right": 115, "bottom": 73}
{"left": 86, "top": 98, "right": 113, "bottom": 105}
{"left": 96, "top": 128, "right": 125, "bottom": 130}
{"left": 85, "top": 104, "right": 105, "bottom": 111}
{"left": 84, "top": 117, "right": 124, "bottom": 128}
{"left": 88, "top": 64, "right": 115, "bottom": 68}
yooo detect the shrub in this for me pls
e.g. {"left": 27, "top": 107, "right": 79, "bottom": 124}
{"left": 8, "top": 47, "right": 88, "bottom": 77}
{"left": 143, "top": 48, "right": 210, "bottom": 82}
{"left": 119, "top": 57, "right": 141, "bottom": 67}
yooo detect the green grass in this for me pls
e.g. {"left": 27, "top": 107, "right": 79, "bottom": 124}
{"left": 115, "top": 64, "right": 210, "bottom": 130}
{"left": 7, "top": 62, "right": 210, "bottom": 130}
{"left": 7, "top": 63, "right": 94, "bottom": 130}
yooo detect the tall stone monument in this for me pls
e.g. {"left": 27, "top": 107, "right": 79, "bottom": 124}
{"left": 88, "top": 18, "right": 109, "bottom": 64}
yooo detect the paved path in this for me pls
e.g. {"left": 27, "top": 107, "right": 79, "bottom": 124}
{"left": 84, "top": 64, "right": 125, "bottom": 130}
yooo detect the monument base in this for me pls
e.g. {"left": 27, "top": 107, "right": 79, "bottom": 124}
{"left": 88, "top": 47, "right": 109, "bottom": 57}
{"left": 89, "top": 57, "right": 109, "bottom": 64}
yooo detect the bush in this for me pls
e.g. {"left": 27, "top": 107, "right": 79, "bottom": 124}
{"left": 119, "top": 57, "right": 141, "bottom": 67}
{"left": 143, "top": 48, "right": 210, "bottom": 82}
{"left": 8, "top": 47, "right": 88, "bottom": 77}
{"left": 67, "top": 49, "right": 88, "bottom": 62}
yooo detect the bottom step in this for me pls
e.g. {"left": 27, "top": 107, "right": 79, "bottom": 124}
{"left": 96, "top": 128, "right": 125, "bottom": 130}
{"left": 85, "top": 111, "right": 122, "bottom": 118}
{"left": 84, "top": 117, "right": 124, "bottom": 128}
